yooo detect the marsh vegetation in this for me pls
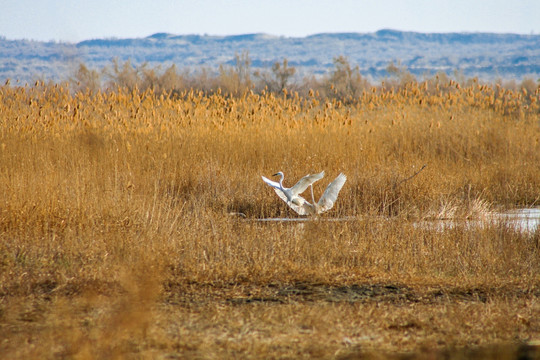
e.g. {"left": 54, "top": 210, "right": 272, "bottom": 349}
{"left": 0, "top": 79, "right": 539, "bottom": 358}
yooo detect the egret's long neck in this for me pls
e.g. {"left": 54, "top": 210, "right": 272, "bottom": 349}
{"left": 310, "top": 184, "right": 316, "bottom": 204}
{"left": 278, "top": 173, "right": 284, "bottom": 189}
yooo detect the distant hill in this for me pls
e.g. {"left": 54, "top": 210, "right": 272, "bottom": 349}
{"left": 1, "top": 30, "right": 539, "bottom": 84}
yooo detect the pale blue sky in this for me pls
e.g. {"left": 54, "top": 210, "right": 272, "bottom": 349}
{"left": 1, "top": 0, "right": 539, "bottom": 42}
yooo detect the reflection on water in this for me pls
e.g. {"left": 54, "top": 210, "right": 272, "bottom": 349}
{"left": 416, "top": 208, "right": 540, "bottom": 233}
{"left": 498, "top": 208, "right": 540, "bottom": 232}
{"left": 255, "top": 209, "right": 540, "bottom": 233}
{"left": 256, "top": 217, "right": 356, "bottom": 222}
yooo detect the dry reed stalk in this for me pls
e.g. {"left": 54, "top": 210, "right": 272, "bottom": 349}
{"left": 0, "top": 83, "right": 539, "bottom": 358}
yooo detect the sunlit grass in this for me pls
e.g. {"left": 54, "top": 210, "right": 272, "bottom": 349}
{"left": 0, "top": 82, "right": 539, "bottom": 358}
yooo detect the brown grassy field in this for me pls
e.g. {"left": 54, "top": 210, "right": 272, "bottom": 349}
{"left": 1, "top": 82, "right": 539, "bottom": 359}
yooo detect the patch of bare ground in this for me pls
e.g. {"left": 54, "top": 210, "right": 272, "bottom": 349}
{"left": 2, "top": 278, "right": 538, "bottom": 359}
{"left": 164, "top": 281, "right": 540, "bottom": 306}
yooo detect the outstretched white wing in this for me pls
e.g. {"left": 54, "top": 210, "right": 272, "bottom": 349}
{"left": 289, "top": 171, "right": 325, "bottom": 196}
{"left": 261, "top": 176, "right": 280, "bottom": 189}
{"left": 318, "top": 173, "right": 347, "bottom": 213}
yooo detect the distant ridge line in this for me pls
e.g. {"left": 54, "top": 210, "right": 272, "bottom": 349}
{"left": 1, "top": 30, "right": 539, "bottom": 84}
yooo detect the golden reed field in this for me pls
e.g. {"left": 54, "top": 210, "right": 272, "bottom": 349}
{"left": 1, "top": 80, "right": 540, "bottom": 359}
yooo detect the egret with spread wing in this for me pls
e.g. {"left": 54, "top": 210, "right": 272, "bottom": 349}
{"left": 302, "top": 173, "right": 347, "bottom": 215}
{"left": 262, "top": 171, "right": 325, "bottom": 214}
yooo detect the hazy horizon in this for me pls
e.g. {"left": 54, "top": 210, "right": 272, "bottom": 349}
{"left": 1, "top": 0, "right": 539, "bottom": 43}
{"left": 6, "top": 28, "right": 540, "bottom": 44}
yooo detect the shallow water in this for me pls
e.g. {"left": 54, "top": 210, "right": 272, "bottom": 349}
{"left": 497, "top": 207, "right": 540, "bottom": 232}
{"left": 255, "top": 208, "right": 540, "bottom": 233}
{"left": 413, "top": 208, "right": 540, "bottom": 233}
{"left": 255, "top": 216, "right": 356, "bottom": 222}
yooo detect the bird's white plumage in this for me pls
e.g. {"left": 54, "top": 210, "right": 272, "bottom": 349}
{"left": 302, "top": 173, "right": 347, "bottom": 215}
{"left": 287, "top": 171, "right": 325, "bottom": 198}
{"left": 261, "top": 171, "right": 325, "bottom": 215}
{"left": 316, "top": 173, "right": 347, "bottom": 212}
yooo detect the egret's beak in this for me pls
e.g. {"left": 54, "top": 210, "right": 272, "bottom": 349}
{"left": 272, "top": 173, "right": 279, "bottom": 177}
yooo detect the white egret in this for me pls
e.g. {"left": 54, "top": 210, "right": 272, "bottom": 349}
{"left": 301, "top": 173, "right": 347, "bottom": 215}
{"left": 261, "top": 171, "right": 325, "bottom": 213}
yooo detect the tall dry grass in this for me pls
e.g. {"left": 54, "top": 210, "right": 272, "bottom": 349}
{"left": 0, "top": 81, "right": 539, "bottom": 358}
{"left": 1, "top": 81, "right": 539, "bottom": 284}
